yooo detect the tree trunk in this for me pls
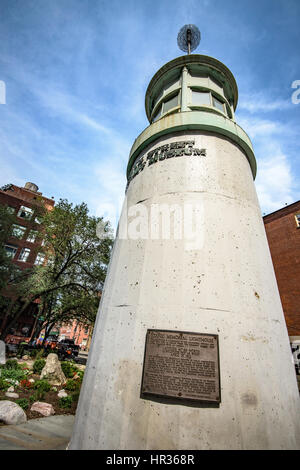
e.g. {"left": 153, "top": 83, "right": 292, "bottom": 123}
{"left": 32, "top": 320, "right": 45, "bottom": 342}
{"left": 42, "top": 322, "right": 55, "bottom": 347}
{"left": 41, "top": 321, "right": 49, "bottom": 347}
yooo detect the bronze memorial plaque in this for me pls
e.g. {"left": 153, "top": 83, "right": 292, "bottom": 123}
{"left": 141, "top": 329, "right": 221, "bottom": 404}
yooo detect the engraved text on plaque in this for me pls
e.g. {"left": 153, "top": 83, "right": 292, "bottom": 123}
{"left": 141, "top": 329, "right": 221, "bottom": 404}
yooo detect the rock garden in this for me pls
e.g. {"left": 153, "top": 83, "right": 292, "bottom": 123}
{"left": 0, "top": 352, "right": 85, "bottom": 425}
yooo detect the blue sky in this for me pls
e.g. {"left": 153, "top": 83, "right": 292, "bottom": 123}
{"left": 0, "top": 0, "right": 299, "bottom": 227}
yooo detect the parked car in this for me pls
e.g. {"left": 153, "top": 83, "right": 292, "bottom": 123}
{"left": 57, "top": 338, "right": 79, "bottom": 360}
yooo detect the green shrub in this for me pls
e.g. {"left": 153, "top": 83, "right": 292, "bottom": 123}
{"left": 35, "top": 350, "right": 45, "bottom": 360}
{"left": 31, "top": 380, "right": 51, "bottom": 400}
{"left": 64, "top": 379, "right": 80, "bottom": 391}
{"left": 17, "top": 343, "right": 28, "bottom": 358}
{"left": 29, "top": 394, "right": 35, "bottom": 403}
{"left": 75, "top": 370, "right": 84, "bottom": 381}
{"left": 29, "top": 349, "right": 37, "bottom": 359}
{"left": 29, "top": 390, "right": 45, "bottom": 402}
{"left": 59, "top": 396, "right": 73, "bottom": 409}
{"left": 0, "top": 377, "right": 9, "bottom": 391}
{"left": 29, "top": 348, "right": 46, "bottom": 359}
{"left": 18, "top": 363, "right": 31, "bottom": 376}
{"left": 33, "top": 359, "right": 46, "bottom": 374}
{"left": 34, "top": 379, "right": 51, "bottom": 393}
{"left": 4, "top": 359, "right": 20, "bottom": 370}
{"left": 15, "top": 398, "right": 29, "bottom": 410}
{"left": 71, "top": 390, "right": 80, "bottom": 403}
{"left": 61, "top": 361, "right": 78, "bottom": 378}
{"left": 0, "top": 368, "right": 26, "bottom": 382}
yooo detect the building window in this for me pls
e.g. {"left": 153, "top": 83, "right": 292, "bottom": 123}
{"left": 18, "top": 247, "right": 31, "bottom": 262}
{"left": 7, "top": 206, "right": 16, "bottom": 214}
{"left": 17, "top": 205, "right": 33, "bottom": 220}
{"left": 12, "top": 224, "right": 26, "bottom": 239}
{"left": 34, "top": 252, "right": 45, "bottom": 266}
{"left": 295, "top": 214, "right": 300, "bottom": 228}
{"left": 152, "top": 104, "right": 162, "bottom": 122}
{"left": 191, "top": 90, "right": 211, "bottom": 106}
{"left": 163, "top": 94, "right": 179, "bottom": 114}
{"left": 4, "top": 244, "right": 18, "bottom": 258}
{"left": 152, "top": 90, "right": 163, "bottom": 111}
{"left": 212, "top": 96, "right": 225, "bottom": 113}
{"left": 27, "top": 230, "right": 38, "bottom": 243}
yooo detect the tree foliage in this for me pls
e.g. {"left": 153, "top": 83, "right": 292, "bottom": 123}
{"left": 0, "top": 198, "right": 113, "bottom": 340}
{"left": 0, "top": 205, "right": 29, "bottom": 305}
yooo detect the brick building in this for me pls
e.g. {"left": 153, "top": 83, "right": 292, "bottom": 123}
{"left": 37, "top": 320, "right": 93, "bottom": 351}
{"left": 263, "top": 201, "right": 300, "bottom": 337}
{"left": 263, "top": 201, "right": 300, "bottom": 379}
{"left": 0, "top": 182, "right": 55, "bottom": 342}
{"left": 57, "top": 320, "right": 93, "bottom": 350}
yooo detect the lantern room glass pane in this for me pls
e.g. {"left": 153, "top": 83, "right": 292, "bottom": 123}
{"left": 212, "top": 96, "right": 225, "bottom": 113}
{"left": 163, "top": 94, "right": 178, "bottom": 113}
{"left": 192, "top": 90, "right": 211, "bottom": 106}
{"left": 152, "top": 105, "right": 161, "bottom": 122}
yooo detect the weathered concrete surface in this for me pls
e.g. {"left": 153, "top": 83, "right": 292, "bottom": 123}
{"left": 0, "top": 415, "right": 74, "bottom": 450}
{"left": 70, "top": 131, "right": 300, "bottom": 450}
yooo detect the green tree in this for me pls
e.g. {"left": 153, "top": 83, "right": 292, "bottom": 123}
{"left": 0, "top": 205, "right": 33, "bottom": 326}
{"left": 0, "top": 205, "right": 20, "bottom": 294}
{"left": 0, "top": 199, "right": 113, "bottom": 341}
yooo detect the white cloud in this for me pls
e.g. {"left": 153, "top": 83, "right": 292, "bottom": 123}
{"left": 237, "top": 115, "right": 292, "bottom": 139}
{"left": 237, "top": 114, "right": 298, "bottom": 214}
{"left": 32, "top": 87, "right": 112, "bottom": 135}
{"left": 239, "top": 92, "right": 292, "bottom": 114}
{"left": 255, "top": 153, "right": 294, "bottom": 214}
{"left": 92, "top": 138, "right": 129, "bottom": 230}
{"left": 234, "top": 108, "right": 299, "bottom": 214}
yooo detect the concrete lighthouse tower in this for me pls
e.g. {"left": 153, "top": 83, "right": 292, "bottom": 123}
{"left": 70, "top": 26, "right": 300, "bottom": 450}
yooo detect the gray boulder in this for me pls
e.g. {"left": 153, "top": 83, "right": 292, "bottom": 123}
{"left": 30, "top": 402, "right": 55, "bottom": 417}
{"left": 5, "top": 392, "right": 19, "bottom": 399}
{"left": 40, "top": 353, "right": 66, "bottom": 386}
{"left": 0, "top": 400, "right": 27, "bottom": 425}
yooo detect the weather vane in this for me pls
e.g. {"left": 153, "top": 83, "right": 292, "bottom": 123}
{"left": 177, "top": 24, "right": 201, "bottom": 54}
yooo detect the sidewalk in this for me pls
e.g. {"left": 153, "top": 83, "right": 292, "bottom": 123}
{"left": 76, "top": 350, "right": 88, "bottom": 365}
{"left": 0, "top": 414, "right": 74, "bottom": 450}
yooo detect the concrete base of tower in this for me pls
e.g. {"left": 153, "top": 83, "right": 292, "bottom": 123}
{"left": 69, "top": 131, "right": 300, "bottom": 450}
